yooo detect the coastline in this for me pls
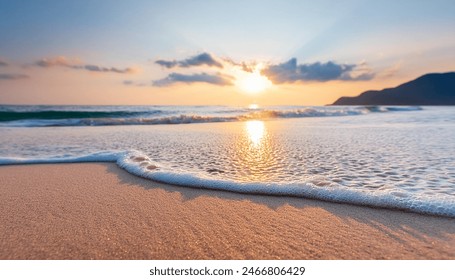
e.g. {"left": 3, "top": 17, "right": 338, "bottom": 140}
{"left": 0, "top": 163, "right": 454, "bottom": 259}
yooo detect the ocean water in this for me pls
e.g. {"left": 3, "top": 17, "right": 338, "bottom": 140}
{"left": 1, "top": 105, "right": 454, "bottom": 217}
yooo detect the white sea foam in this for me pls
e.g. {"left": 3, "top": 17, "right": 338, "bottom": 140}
{"left": 117, "top": 151, "right": 455, "bottom": 218}
{"left": 1, "top": 150, "right": 453, "bottom": 218}
{"left": 0, "top": 151, "right": 121, "bottom": 165}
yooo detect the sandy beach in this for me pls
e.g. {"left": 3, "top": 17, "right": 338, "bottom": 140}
{"left": 0, "top": 163, "right": 454, "bottom": 260}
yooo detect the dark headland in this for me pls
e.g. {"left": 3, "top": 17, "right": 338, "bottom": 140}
{"left": 332, "top": 72, "right": 455, "bottom": 105}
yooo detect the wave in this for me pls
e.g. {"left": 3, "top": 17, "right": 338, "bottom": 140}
{"left": 0, "top": 106, "right": 422, "bottom": 127}
{"left": 363, "top": 105, "right": 423, "bottom": 112}
{"left": 1, "top": 149, "right": 453, "bottom": 218}
{"left": 0, "top": 110, "right": 161, "bottom": 121}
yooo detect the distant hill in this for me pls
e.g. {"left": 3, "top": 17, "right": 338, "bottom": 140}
{"left": 332, "top": 72, "right": 455, "bottom": 105}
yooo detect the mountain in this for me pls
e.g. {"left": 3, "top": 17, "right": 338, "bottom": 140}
{"left": 332, "top": 72, "right": 455, "bottom": 105}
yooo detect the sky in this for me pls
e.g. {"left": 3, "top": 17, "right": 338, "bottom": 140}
{"left": 0, "top": 0, "right": 454, "bottom": 106}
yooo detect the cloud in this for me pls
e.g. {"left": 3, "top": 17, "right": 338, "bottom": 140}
{"left": 379, "top": 60, "right": 402, "bottom": 78}
{"left": 152, "top": 53, "right": 376, "bottom": 88}
{"left": 153, "top": 72, "right": 233, "bottom": 87}
{"left": 154, "top": 60, "right": 177, "bottom": 68}
{"left": 0, "top": 73, "right": 29, "bottom": 80}
{"left": 222, "top": 58, "right": 255, "bottom": 72}
{"left": 262, "top": 58, "right": 375, "bottom": 83}
{"left": 83, "top": 64, "right": 136, "bottom": 74}
{"left": 0, "top": 59, "right": 8, "bottom": 67}
{"left": 156, "top": 52, "right": 223, "bottom": 69}
{"left": 35, "top": 56, "right": 77, "bottom": 68}
{"left": 239, "top": 62, "right": 256, "bottom": 73}
{"left": 343, "top": 61, "right": 375, "bottom": 81}
{"left": 35, "top": 56, "right": 137, "bottom": 74}
{"left": 123, "top": 80, "right": 148, "bottom": 87}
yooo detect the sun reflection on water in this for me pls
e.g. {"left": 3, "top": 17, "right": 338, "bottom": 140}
{"left": 246, "top": 120, "right": 265, "bottom": 146}
{"left": 248, "top": 103, "right": 259, "bottom": 109}
{"left": 229, "top": 120, "right": 280, "bottom": 182}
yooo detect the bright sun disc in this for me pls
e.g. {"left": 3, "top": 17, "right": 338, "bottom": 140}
{"left": 236, "top": 72, "right": 271, "bottom": 94}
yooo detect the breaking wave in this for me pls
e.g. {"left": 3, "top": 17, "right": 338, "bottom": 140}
{"left": 0, "top": 105, "right": 422, "bottom": 127}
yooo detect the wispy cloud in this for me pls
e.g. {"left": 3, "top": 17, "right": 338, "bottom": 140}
{"left": 153, "top": 72, "right": 233, "bottom": 87}
{"left": 222, "top": 58, "right": 255, "bottom": 72}
{"left": 156, "top": 53, "right": 223, "bottom": 69}
{"left": 0, "top": 73, "right": 29, "bottom": 80}
{"left": 123, "top": 80, "right": 148, "bottom": 87}
{"left": 346, "top": 61, "right": 375, "bottom": 81}
{"left": 0, "top": 59, "right": 8, "bottom": 67}
{"left": 0, "top": 58, "right": 29, "bottom": 80}
{"left": 35, "top": 56, "right": 78, "bottom": 68}
{"left": 35, "top": 56, "right": 138, "bottom": 74}
{"left": 83, "top": 64, "right": 136, "bottom": 74}
{"left": 262, "top": 58, "right": 375, "bottom": 83}
{"left": 379, "top": 60, "right": 402, "bottom": 79}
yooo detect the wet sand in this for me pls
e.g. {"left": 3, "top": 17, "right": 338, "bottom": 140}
{"left": 0, "top": 163, "right": 454, "bottom": 259}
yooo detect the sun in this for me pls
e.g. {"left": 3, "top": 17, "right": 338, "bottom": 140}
{"left": 235, "top": 69, "right": 272, "bottom": 94}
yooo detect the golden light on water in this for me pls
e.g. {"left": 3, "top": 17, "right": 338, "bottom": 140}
{"left": 245, "top": 120, "right": 265, "bottom": 146}
{"left": 232, "top": 119, "right": 279, "bottom": 182}
{"left": 248, "top": 103, "right": 259, "bottom": 109}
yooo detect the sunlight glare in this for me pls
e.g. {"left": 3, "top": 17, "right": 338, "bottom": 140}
{"left": 236, "top": 71, "right": 272, "bottom": 94}
{"left": 245, "top": 120, "right": 265, "bottom": 146}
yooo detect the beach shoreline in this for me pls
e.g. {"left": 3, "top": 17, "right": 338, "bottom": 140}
{"left": 0, "top": 163, "right": 454, "bottom": 260}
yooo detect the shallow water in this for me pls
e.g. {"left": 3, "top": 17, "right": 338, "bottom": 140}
{"left": 1, "top": 105, "right": 454, "bottom": 217}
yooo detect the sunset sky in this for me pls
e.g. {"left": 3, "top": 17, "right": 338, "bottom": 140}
{"left": 1, "top": 0, "right": 454, "bottom": 106}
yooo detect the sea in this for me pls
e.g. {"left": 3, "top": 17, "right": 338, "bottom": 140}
{"left": 0, "top": 105, "right": 454, "bottom": 217}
